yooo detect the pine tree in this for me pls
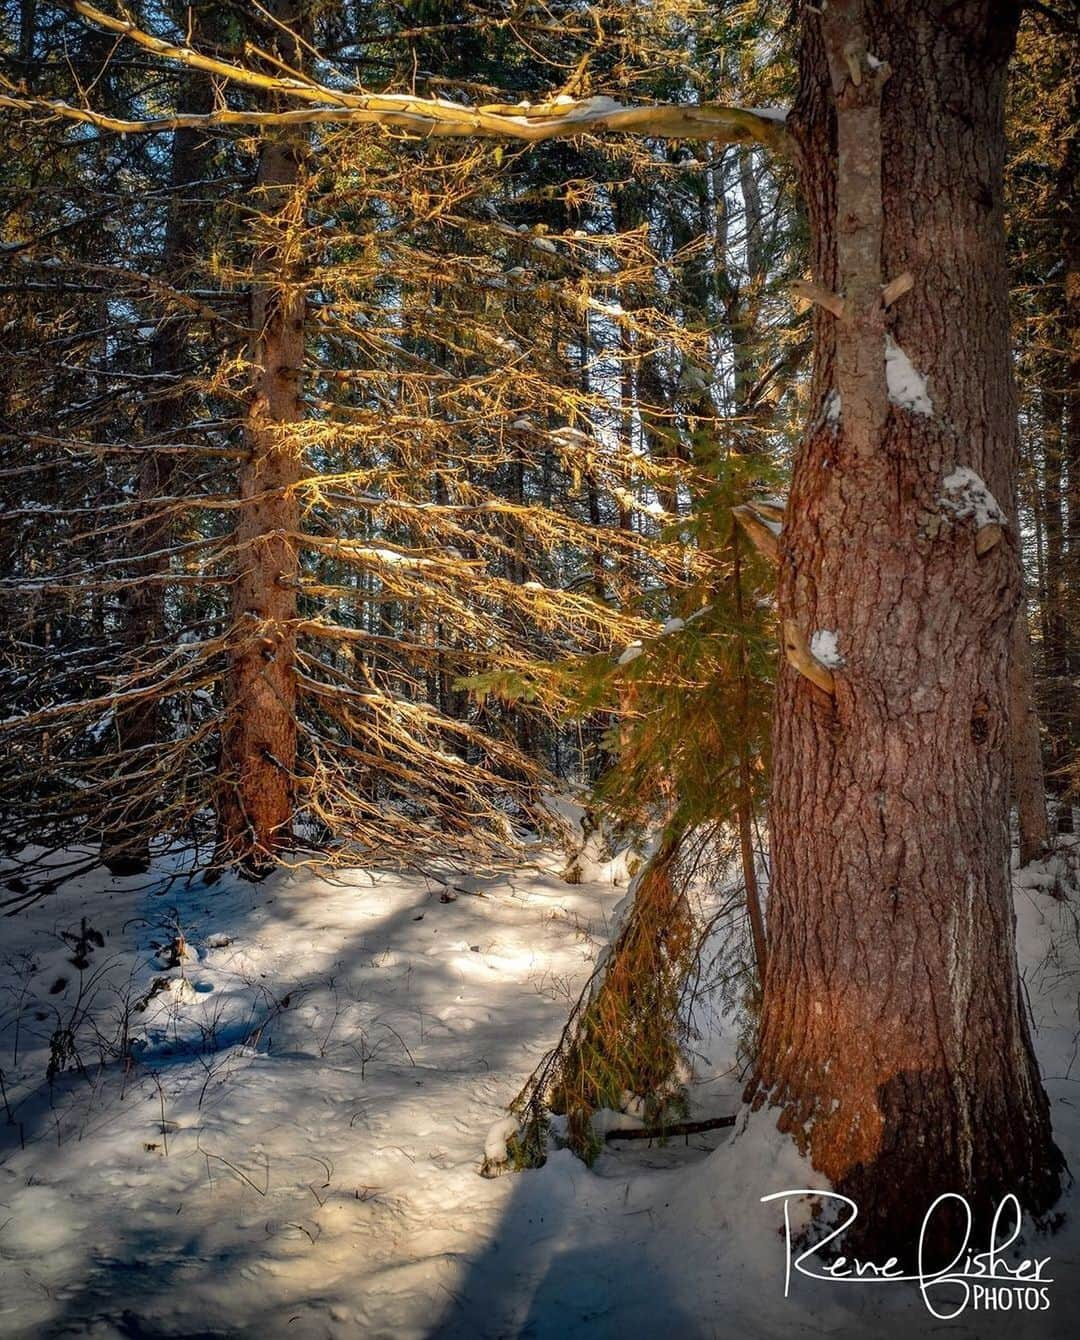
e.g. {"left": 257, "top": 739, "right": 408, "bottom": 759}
{"left": 749, "top": 0, "right": 1063, "bottom": 1259}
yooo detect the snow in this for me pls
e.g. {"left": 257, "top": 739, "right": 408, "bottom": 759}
{"left": 824, "top": 388, "right": 842, "bottom": 424}
{"left": 1012, "top": 853, "right": 1068, "bottom": 895}
{"left": 167, "top": 975, "right": 200, "bottom": 1004}
{"left": 490, "top": 334, "right": 523, "bottom": 355}
{"left": 2, "top": 835, "right": 1079, "bottom": 1338}
{"left": 547, "top": 95, "right": 624, "bottom": 122}
{"left": 0, "top": 845, "right": 643, "bottom": 1337}
{"left": 589, "top": 1106, "right": 645, "bottom": 1137}
{"left": 884, "top": 334, "right": 933, "bottom": 416}
{"left": 660, "top": 616, "right": 685, "bottom": 635}
{"left": 810, "top": 629, "right": 845, "bottom": 669}
{"left": 940, "top": 466, "right": 1007, "bottom": 529}
{"left": 352, "top": 545, "right": 433, "bottom": 569}
{"left": 617, "top": 640, "right": 643, "bottom": 666}
{"left": 483, "top": 1115, "right": 520, "bottom": 1165}
{"left": 548, "top": 425, "right": 591, "bottom": 447}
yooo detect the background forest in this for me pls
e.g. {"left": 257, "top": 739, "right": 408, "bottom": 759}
{"left": 1, "top": 2, "right": 1074, "bottom": 890}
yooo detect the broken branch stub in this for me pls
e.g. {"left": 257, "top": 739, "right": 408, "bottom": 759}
{"left": 783, "top": 620, "right": 836, "bottom": 695}
{"left": 791, "top": 278, "right": 846, "bottom": 320}
{"left": 746, "top": 497, "right": 786, "bottom": 525}
{"left": 975, "top": 523, "right": 1003, "bottom": 556}
{"left": 881, "top": 271, "right": 914, "bottom": 307}
{"left": 733, "top": 506, "right": 780, "bottom": 564}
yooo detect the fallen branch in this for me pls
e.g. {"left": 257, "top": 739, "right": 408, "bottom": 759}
{"left": 604, "top": 1114, "right": 736, "bottom": 1142}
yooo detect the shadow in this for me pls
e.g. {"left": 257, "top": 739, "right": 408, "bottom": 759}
{"left": 0, "top": 850, "right": 636, "bottom": 1337}
{"left": 428, "top": 1155, "right": 704, "bottom": 1339}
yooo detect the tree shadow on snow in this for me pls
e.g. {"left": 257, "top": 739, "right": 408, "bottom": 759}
{"left": 427, "top": 1155, "right": 705, "bottom": 1340}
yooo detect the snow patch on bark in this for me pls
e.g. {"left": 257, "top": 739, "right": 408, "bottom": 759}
{"left": 809, "top": 629, "right": 844, "bottom": 669}
{"left": 884, "top": 335, "right": 933, "bottom": 416}
{"left": 939, "top": 467, "right": 1006, "bottom": 528}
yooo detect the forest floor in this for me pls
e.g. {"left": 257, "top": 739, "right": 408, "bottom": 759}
{"left": 1, "top": 824, "right": 1079, "bottom": 1339}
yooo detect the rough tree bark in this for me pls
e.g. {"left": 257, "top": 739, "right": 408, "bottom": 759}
{"left": 216, "top": 11, "right": 308, "bottom": 877}
{"left": 749, "top": 0, "right": 1062, "bottom": 1260}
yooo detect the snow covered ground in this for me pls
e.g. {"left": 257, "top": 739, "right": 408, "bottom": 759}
{"left": 1, "top": 835, "right": 1079, "bottom": 1338}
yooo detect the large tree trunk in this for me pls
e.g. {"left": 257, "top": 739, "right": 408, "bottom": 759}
{"left": 216, "top": 19, "right": 308, "bottom": 877}
{"left": 750, "top": 0, "right": 1062, "bottom": 1260}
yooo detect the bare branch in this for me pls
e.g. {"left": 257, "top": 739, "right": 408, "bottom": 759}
{"left": 0, "top": 2, "right": 789, "bottom": 149}
{"left": 0, "top": 88, "right": 788, "bottom": 148}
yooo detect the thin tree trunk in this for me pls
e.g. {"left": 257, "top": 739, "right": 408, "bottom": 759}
{"left": 1011, "top": 598, "right": 1049, "bottom": 865}
{"left": 733, "top": 533, "right": 768, "bottom": 980}
{"left": 216, "top": 15, "right": 308, "bottom": 877}
{"left": 101, "top": 113, "right": 208, "bottom": 874}
{"left": 750, "top": 0, "right": 1062, "bottom": 1260}
{"left": 1039, "top": 365, "right": 1071, "bottom": 827}
{"left": 18, "top": 0, "right": 36, "bottom": 70}
{"left": 1060, "top": 108, "right": 1079, "bottom": 829}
